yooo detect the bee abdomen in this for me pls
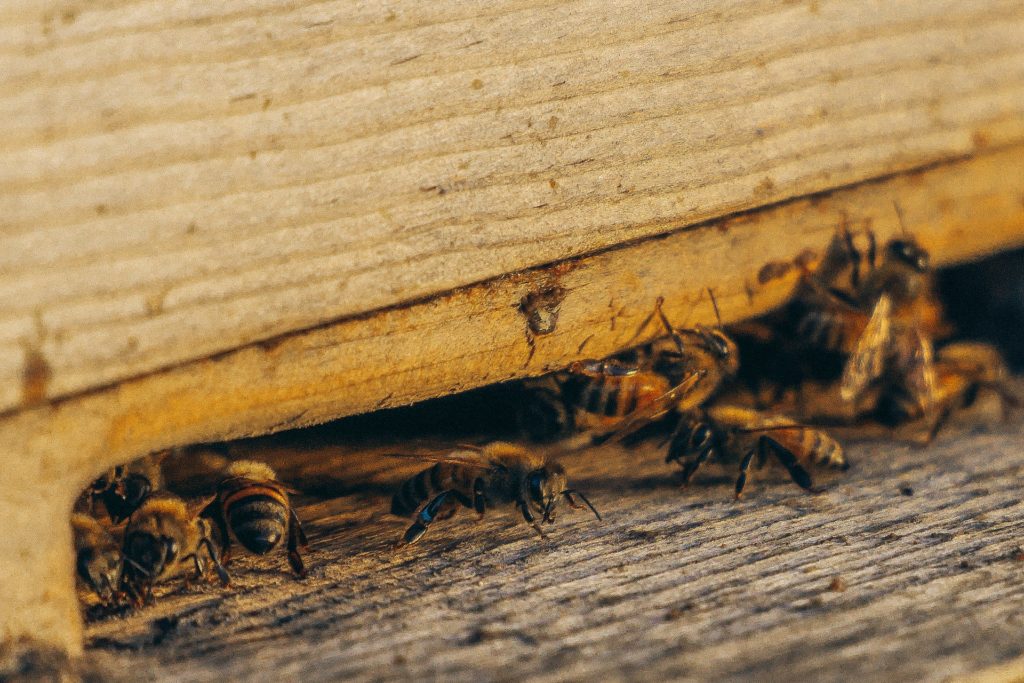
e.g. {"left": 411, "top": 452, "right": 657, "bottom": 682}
{"left": 223, "top": 490, "right": 288, "bottom": 555}
{"left": 391, "top": 464, "right": 467, "bottom": 517}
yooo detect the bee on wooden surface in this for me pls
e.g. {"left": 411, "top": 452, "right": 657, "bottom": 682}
{"left": 70, "top": 513, "right": 123, "bottom": 606}
{"left": 669, "top": 404, "right": 847, "bottom": 497}
{"left": 879, "top": 341, "right": 1018, "bottom": 440}
{"left": 81, "top": 453, "right": 166, "bottom": 523}
{"left": 389, "top": 442, "right": 601, "bottom": 546}
{"left": 122, "top": 492, "right": 229, "bottom": 602}
{"left": 211, "top": 460, "right": 309, "bottom": 578}
{"left": 519, "top": 293, "right": 737, "bottom": 442}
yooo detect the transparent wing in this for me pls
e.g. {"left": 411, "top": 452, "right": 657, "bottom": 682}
{"left": 841, "top": 293, "right": 894, "bottom": 402}
{"left": 897, "top": 325, "right": 937, "bottom": 416}
{"left": 375, "top": 447, "right": 492, "bottom": 469}
{"left": 597, "top": 370, "right": 706, "bottom": 446}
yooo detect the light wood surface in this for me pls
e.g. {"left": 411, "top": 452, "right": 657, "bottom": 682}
{"left": 79, "top": 413, "right": 1024, "bottom": 682}
{"left": 2, "top": 0, "right": 1024, "bottom": 412}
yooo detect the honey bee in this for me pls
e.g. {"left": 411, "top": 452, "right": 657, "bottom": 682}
{"left": 122, "top": 492, "right": 229, "bottom": 601}
{"left": 211, "top": 460, "right": 309, "bottom": 578}
{"left": 82, "top": 453, "right": 166, "bottom": 523}
{"left": 777, "top": 213, "right": 944, "bottom": 418}
{"left": 519, "top": 293, "right": 737, "bottom": 442}
{"left": 669, "top": 404, "right": 847, "bottom": 497}
{"left": 389, "top": 442, "right": 601, "bottom": 546}
{"left": 879, "top": 341, "right": 1018, "bottom": 440}
{"left": 70, "top": 513, "right": 123, "bottom": 606}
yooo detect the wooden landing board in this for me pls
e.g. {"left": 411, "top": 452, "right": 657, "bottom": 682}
{"left": 2, "top": 0, "right": 1024, "bottom": 411}
{"left": 81, "top": 415, "right": 1024, "bottom": 681}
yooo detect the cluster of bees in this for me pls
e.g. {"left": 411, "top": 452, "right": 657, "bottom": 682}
{"left": 72, "top": 217, "right": 1016, "bottom": 613}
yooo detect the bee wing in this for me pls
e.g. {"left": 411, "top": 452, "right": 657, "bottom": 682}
{"left": 597, "top": 370, "right": 706, "bottom": 446}
{"left": 376, "top": 448, "right": 492, "bottom": 470}
{"left": 897, "top": 325, "right": 938, "bottom": 416}
{"left": 840, "top": 293, "right": 894, "bottom": 402}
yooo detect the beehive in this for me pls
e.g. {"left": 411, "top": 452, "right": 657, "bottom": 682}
{"left": 2, "top": 0, "right": 1024, "bottom": 657}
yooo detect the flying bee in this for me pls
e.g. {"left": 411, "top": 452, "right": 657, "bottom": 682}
{"left": 389, "top": 442, "right": 601, "bottom": 546}
{"left": 519, "top": 292, "right": 738, "bottom": 442}
{"left": 211, "top": 460, "right": 309, "bottom": 578}
{"left": 668, "top": 404, "right": 847, "bottom": 497}
{"left": 81, "top": 452, "right": 166, "bottom": 524}
{"left": 122, "top": 492, "right": 229, "bottom": 602}
{"left": 71, "top": 513, "right": 123, "bottom": 606}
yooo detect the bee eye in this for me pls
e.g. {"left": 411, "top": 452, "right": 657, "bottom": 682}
{"left": 114, "top": 465, "right": 126, "bottom": 478}
{"left": 164, "top": 538, "right": 179, "bottom": 563}
{"left": 528, "top": 472, "right": 545, "bottom": 502}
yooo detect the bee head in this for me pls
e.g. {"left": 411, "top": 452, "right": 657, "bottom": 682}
{"left": 526, "top": 463, "right": 568, "bottom": 523}
{"left": 667, "top": 421, "right": 718, "bottom": 465}
{"left": 76, "top": 545, "right": 123, "bottom": 603}
{"left": 885, "top": 239, "right": 929, "bottom": 273}
{"left": 527, "top": 463, "right": 602, "bottom": 525}
{"left": 123, "top": 531, "right": 179, "bottom": 586}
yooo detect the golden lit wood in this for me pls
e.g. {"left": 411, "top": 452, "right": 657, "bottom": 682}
{"left": 2, "top": 0, "right": 1024, "bottom": 411}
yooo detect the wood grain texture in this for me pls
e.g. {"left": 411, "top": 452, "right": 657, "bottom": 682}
{"left": 80, "top": 412, "right": 1024, "bottom": 682}
{"left": 2, "top": 0, "right": 1024, "bottom": 412}
{"left": 1, "top": 145, "right": 1023, "bottom": 654}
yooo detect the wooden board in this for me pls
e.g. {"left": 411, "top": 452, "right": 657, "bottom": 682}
{"left": 2, "top": 0, "right": 1024, "bottom": 412}
{"left": 2, "top": 147, "right": 1024, "bottom": 655}
{"left": 77, "top": 411, "right": 1024, "bottom": 681}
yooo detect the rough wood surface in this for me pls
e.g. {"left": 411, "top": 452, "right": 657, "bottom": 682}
{"left": 2, "top": 149, "right": 1023, "bottom": 654}
{"left": 80, "top": 410, "right": 1024, "bottom": 682}
{"left": 3, "top": 0, "right": 1024, "bottom": 412}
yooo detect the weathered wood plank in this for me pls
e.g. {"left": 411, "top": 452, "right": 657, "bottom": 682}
{"left": 81, "top": 413, "right": 1024, "bottom": 682}
{"left": 2, "top": 0, "right": 1024, "bottom": 411}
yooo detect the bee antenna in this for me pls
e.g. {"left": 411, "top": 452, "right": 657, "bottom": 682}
{"left": 124, "top": 556, "right": 151, "bottom": 578}
{"left": 892, "top": 200, "right": 910, "bottom": 237}
{"left": 563, "top": 490, "right": 602, "bottom": 521}
{"left": 707, "top": 287, "right": 722, "bottom": 327}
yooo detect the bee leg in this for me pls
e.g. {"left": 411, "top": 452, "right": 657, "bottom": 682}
{"left": 762, "top": 436, "right": 815, "bottom": 492}
{"left": 200, "top": 537, "right": 231, "bottom": 586}
{"left": 473, "top": 478, "right": 486, "bottom": 518}
{"left": 865, "top": 227, "right": 877, "bottom": 272}
{"left": 734, "top": 446, "right": 758, "bottom": 498}
{"left": 519, "top": 502, "right": 546, "bottom": 539}
{"left": 843, "top": 223, "right": 862, "bottom": 291}
{"left": 401, "top": 491, "right": 456, "bottom": 546}
{"left": 287, "top": 508, "right": 308, "bottom": 578}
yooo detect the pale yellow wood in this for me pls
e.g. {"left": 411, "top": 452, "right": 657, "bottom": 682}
{"left": 2, "top": 0, "right": 1024, "bottom": 412}
{"left": 1, "top": 148, "right": 1023, "bottom": 653}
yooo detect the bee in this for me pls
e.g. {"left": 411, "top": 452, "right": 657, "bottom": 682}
{"left": 668, "top": 404, "right": 847, "bottom": 497}
{"left": 519, "top": 293, "right": 738, "bottom": 442}
{"left": 70, "top": 513, "right": 123, "bottom": 606}
{"left": 879, "top": 341, "right": 1018, "bottom": 440}
{"left": 762, "top": 211, "right": 943, "bottom": 422}
{"left": 211, "top": 460, "right": 309, "bottom": 578}
{"left": 389, "top": 442, "right": 601, "bottom": 546}
{"left": 122, "top": 492, "right": 229, "bottom": 602}
{"left": 82, "top": 453, "right": 166, "bottom": 523}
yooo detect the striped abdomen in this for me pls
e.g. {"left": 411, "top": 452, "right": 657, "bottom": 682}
{"left": 768, "top": 427, "right": 846, "bottom": 470}
{"left": 563, "top": 370, "right": 669, "bottom": 420}
{"left": 391, "top": 463, "right": 479, "bottom": 517}
{"left": 220, "top": 479, "right": 290, "bottom": 555}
